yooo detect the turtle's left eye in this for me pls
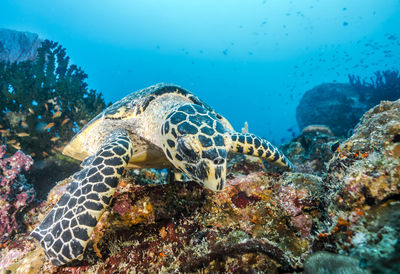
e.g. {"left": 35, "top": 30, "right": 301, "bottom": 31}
{"left": 177, "top": 136, "right": 200, "bottom": 163}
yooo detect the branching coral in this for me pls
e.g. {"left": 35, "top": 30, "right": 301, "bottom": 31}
{"left": 0, "top": 40, "right": 106, "bottom": 159}
{"left": 348, "top": 70, "right": 400, "bottom": 107}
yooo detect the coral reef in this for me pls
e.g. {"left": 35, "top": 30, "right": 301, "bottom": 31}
{"left": 314, "top": 100, "right": 400, "bottom": 272}
{"left": 0, "top": 39, "right": 106, "bottom": 159}
{"left": 0, "top": 145, "right": 35, "bottom": 244}
{"left": 0, "top": 37, "right": 103, "bottom": 202}
{"left": 281, "top": 124, "right": 341, "bottom": 175}
{"left": 297, "top": 70, "right": 400, "bottom": 137}
{"left": 1, "top": 99, "right": 400, "bottom": 273}
{"left": 349, "top": 70, "right": 400, "bottom": 107}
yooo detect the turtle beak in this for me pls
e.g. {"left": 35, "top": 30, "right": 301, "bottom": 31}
{"left": 202, "top": 161, "right": 226, "bottom": 191}
{"left": 183, "top": 159, "right": 226, "bottom": 191}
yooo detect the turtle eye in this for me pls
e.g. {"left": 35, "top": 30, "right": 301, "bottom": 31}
{"left": 177, "top": 136, "right": 200, "bottom": 163}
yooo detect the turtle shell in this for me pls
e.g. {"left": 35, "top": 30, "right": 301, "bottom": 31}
{"left": 63, "top": 83, "right": 232, "bottom": 167}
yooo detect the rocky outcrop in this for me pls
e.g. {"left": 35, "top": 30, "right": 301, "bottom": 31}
{"left": 0, "top": 28, "right": 42, "bottom": 63}
{"left": 281, "top": 125, "right": 341, "bottom": 175}
{"left": 296, "top": 83, "right": 368, "bottom": 137}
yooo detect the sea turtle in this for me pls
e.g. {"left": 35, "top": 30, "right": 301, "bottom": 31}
{"left": 31, "top": 83, "right": 294, "bottom": 265}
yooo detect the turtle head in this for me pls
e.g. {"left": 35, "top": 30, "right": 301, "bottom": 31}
{"left": 161, "top": 104, "right": 232, "bottom": 191}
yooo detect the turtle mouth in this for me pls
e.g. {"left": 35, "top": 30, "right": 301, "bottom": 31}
{"left": 184, "top": 160, "right": 226, "bottom": 191}
{"left": 203, "top": 176, "right": 225, "bottom": 191}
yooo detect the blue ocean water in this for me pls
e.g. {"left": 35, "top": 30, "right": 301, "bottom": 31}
{"left": 1, "top": 0, "right": 399, "bottom": 144}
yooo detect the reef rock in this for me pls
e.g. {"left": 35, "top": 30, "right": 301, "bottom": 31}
{"left": 281, "top": 124, "right": 341, "bottom": 175}
{"left": 315, "top": 99, "right": 400, "bottom": 273}
{"left": 0, "top": 145, "right": 36, "bottom": 244}
{"left": 296, "top": 83, "right": 367, "bottom": 137}
{"left": 0, "top": 28, "right": 42, "bottom": 63}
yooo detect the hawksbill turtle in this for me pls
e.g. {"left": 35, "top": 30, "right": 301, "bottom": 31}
{"left": 31, "top": 83, "right": 294, "bottom": 265}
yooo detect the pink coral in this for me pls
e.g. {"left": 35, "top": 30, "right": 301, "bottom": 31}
{"left": 291, "top": 214, "right": 313, "bottom": 237}
{"left": 113, "top": 199, "right": 133, "bottom": 215}
{"left": 278, "top": 186, "right": 313, "bottom": 217}
{"left": 0, "top": 145, "right": 35, "bottom": 243}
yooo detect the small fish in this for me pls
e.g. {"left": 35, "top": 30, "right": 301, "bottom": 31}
{"left": 16, "top": 132, "right": 29, "bottom": 137}
{"left": 52, "top": 110, "right": 62, "bottom": 119}
{"left": 0, "top": 124, "right": 2, "bottom": 128}
{"left": 50, "top": 136, "right": 60, "bottom": 142}
{"left": 43, "top": 122, "right": 55, "bottom": 130}
{"left": 30, "top": 152, "right": 36, "bottom": 157}
{"left": 6, "top": 139, "right": 17, "bottom": 144}
{"left": 11, "top": 143, "right": 21, "bottom": 150}
{"left": 21, "top": 121, "right": 28, "bottom": 128}
{"left": 42, "top": 151, "right": 48, "bottom": 157}
{"left": 44, "top": 103, "right": 49, "bottom": 111}
{"left": 0, "top": 129, "right": 10, "bottom": 134}
{"left": 51, "top": 149, "right": 56, "bottom": 153}
{"left": 28, "top": 108, "right": 35, "bottom": 114}
{"left": 61, "top": 118, "right": 70, "bottom": 126}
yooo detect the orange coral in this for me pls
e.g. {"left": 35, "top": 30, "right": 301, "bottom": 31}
{"left": 91, "top": 211, "right": 112, "bottom": 258}
{"left": 159, "top": 227, "right": 168, "bottom": 239}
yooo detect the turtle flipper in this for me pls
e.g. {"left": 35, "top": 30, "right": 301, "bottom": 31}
{"left": 229, "top": 132, "right": 294, "bottom": 171}
{"left": 31, "top": 130, "right": 133, "bottom": 266}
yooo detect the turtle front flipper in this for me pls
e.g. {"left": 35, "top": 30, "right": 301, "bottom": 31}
{"left": 229, "top": 132, "right": 294, "bottom": 171}
{"left": 31, "top": 129, "right": 133, "bottom": 266}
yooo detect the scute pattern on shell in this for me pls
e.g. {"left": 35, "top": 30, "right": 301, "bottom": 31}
{"left": 76, "top": 83, "right": 222, "bottom": 139}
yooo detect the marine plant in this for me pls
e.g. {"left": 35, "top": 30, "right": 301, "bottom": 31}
{"left": 0, "top": 40, "right": 106, "bottom": 159}
{"left": 348, "top": 69, "right": 400, "bottom": 107}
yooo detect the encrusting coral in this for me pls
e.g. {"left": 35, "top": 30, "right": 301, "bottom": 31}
{"left": 0, "top": 145, "right": 35, "bottom": 244}
{"left": 281, "top": 124, "right": 341, "bottom": 175}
